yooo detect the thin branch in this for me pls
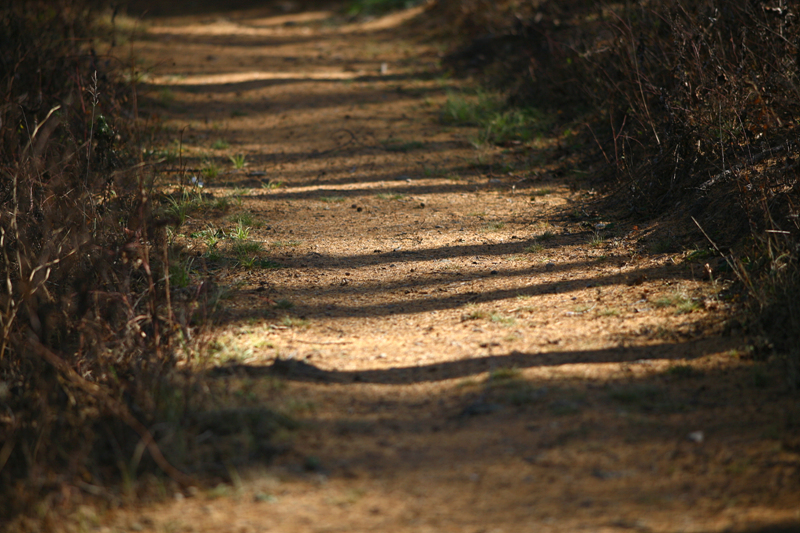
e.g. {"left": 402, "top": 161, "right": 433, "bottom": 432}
{"left": 32, "top": 342, "right": 194, "bottom": 486}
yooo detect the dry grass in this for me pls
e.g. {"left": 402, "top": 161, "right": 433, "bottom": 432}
{"left": 0, "top": 1, "right": 292, "bottom": 523}
{"left": 437, "top": 0, "right": 800, "bottom": 388}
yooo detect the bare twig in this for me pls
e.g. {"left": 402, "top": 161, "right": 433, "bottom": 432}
{"left": 691, "top": 216, "right": 756, "bottom": 296}
{"left": 86, "top": 71, "right": 99, "bottom": 185}
{"left": 585, "top": 122, "right": 611, "bottom": 166}
{"left": 31, "top": 342, "right": 194, "bottom": 486}
{"left": 293, "top": 339, "right": 351, "bottom": 345}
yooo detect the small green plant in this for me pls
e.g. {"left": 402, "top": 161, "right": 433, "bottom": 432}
{"left": 422, "top": 165, "right": 447, "bottom": 178}
{"left": 685, "top": 248, "right": 714, "bottom": 262}
{"left": 485, "top": 221, "right": 506, "bottom": 231}
{"left": 280, "top": 316, "right": 309, "bottom": 329}
{"left": 488, "top": 367, "right": 521, "bottom": 382}
{"left": 204, "top": 247, "right": 223, "bottom": 262}
{"left": 165, "top": 188, "right": 230, "bottom": 225}
{"left": 229, "top": 212, "right": 255, "bottom": 227}
{"left": 169, "top": 257, "right": 193, "bottom": 289}
{"left": 210, "top": 197, "right": 230, "bottom": 211}
{"left": 229, "top": 154, "right": 247, "bottom": 169}
{"left": 227, "top": 194, "right": 244, "bottom": 208}
{"left": 274, "top": 299, "right": 294, "bottom": 310}
{"left": 456, "top": 378, "right": 480, "bottom": 388}
{"left": 441, "top": 91, "right": 553, "bottom": 145}
{"left": 440, "top": 90, "right": 501, "bottom": 126}
{"left": 206, "top": 483, "right": 232, "bottom": 500}
{"left": 589, "top": 232, "right": 605, "bottom": 248}
{"left": 462, "top": 304, "right": 487, "bottom": 321}
{"left": 158, "top": 87, "right": 175, "bottom": 107}
{"left": 481, "top": 107, "right": 553, "bottom": 145}
{"left": 239, "top": 258, "right": 284, "bottom": 270}
{"left": 212, "top": 139, "right": 230, "bottom": 150}
{"left": 165, "top": 191, "right": 193, "bottom": 226}
{"left": 165, "top": 226, "right": 179, "bottom": 245}
{"left": 490, "top": 313, "right": 516, "bottom": 326}
{"left": 143, "top": 147, "right": 178, "bottom": 163}
{"left": 230, "top": 222, "right": 250, "bottom": 241}
{"left": 233, "top": 241, "right": 262, "bottom": 257}
{"left": 666, "top": 364, "right": 697, "bottom": 378}
{"left": 525, "top": 243, "right": 544, "bottom": 253}
{"left": 676, "top": 299, "right": 701, "bottom": 314}
{"left": 201, "top": 159, "right": 220, "bottom": 180}
{"left": 536, "top": 230, "right": 556, "bottom": 242}
{"left": 654, "top": 293, "right": 700, "bottom": 314}
{"left": 239, "top": 256, "right": 258, "bottom": 270}
{"left": 262, "top": 180, "right": 284, "bottom": 190}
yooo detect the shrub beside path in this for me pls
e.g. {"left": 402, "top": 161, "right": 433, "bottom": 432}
{"left": 105, "top": 3, "right": 800, "bottom": 532}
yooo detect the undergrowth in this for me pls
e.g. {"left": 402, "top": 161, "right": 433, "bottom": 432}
{"left": 0, "top": 1, "right": 290, "bottom": 525}
{"left": 437, "top": 0, "right": 800, "bottom": 387}
{"left": 441, "top": 91, "right": 554, "bottom": 145}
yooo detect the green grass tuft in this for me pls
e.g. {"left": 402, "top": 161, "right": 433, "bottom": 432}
{"left": 232, "top": 241, "right": 262, "bottom": 257}
{"left": 229, "top": 154, "right": 247, "bottom": 169}
{"left": 274, "top": 299, "right": 294, "bottom": 310}
{"left": 201, "top": 159, "right": 220, "bottom": 180}
{"left": 666, "top": 364, "right": 698, "bottom": 378}
{"left": 441, "top": 91, "right": 554, "bottom": 145}
{"left": 524, "top": 243, "right": 544, "bottom": 253}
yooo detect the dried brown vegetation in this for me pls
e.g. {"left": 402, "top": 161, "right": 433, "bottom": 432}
{"left": 437, "top": 0, "right": 800, "bottom": 384}
{"left": 0, "top": 1, "right": 291, "bottom": 523}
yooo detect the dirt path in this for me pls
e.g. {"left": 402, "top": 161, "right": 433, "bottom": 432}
{"left": 103, "top": 3, "right": 800, "bottom": 532}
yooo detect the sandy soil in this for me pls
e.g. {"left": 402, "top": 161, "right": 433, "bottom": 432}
{"left": 78, "top": 2, "right": 800, "bottom": 532}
